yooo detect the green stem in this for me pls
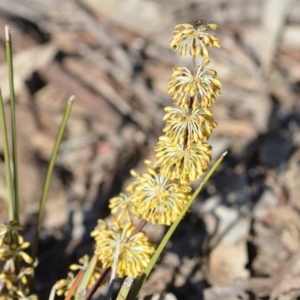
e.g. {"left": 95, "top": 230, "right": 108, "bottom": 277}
{"left": 129, "top": 152, "right": 227, "bottom": 299}
{"left": 74, "top": 255, "right": 98, "bottom": 300}
{"left": 5, "top": 25, "right": 19, "bottom": 222}
{"left": 115, "top": 276, "right": 134, "bottom": 300}
{"left": 0, "top": 89, "right": 15, "bottom": 221}
{"left": 32, "top": 96, "right": 75, "bottom": 259}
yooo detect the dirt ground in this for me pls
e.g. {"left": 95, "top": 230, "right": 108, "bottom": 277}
{"left": 0, "top": 0, "right": 300, "bottom": 299}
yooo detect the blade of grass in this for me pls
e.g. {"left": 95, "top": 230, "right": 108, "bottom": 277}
{"left": 128, "top": 151, "right": 227, "bottom": 299}
{"left": 5, "top": 25, "right": 19, "bottom": 222}
{"left": 74, "top": 255, "right": 98, "bottom": 300}
{"left": 32, "top": 95, "right": 75, "bottom": 259}
{"left": 0, "top": 89, "right": 15, "bottom": 221}
{"left": 115, "top": 276, "right": 134, "bottom": 300}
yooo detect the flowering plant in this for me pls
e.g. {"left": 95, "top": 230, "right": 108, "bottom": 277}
{"left": 0, "top": 21, "right": 224, "bottom": 300}
{"left": 55, "top": 21, "right": 223, "bottom": 299}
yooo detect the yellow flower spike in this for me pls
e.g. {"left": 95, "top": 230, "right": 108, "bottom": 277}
{"left": 87, "top": 22, "right": 221, "bottom": 299}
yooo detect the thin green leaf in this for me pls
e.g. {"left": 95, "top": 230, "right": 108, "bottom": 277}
{"left": 116, "top": 276, "right": 134, "bottom": 300}
{"left": 75, "top": 255, "right": 98, "bottom": 300}
{"left": 5, "top": 25, "right": 19, "bottom": 222}
{"left": 32, "top": 95, "right": 75, "bottom": 259}
{"left": 0, "top": 89, "right": 14, "bottom": 220}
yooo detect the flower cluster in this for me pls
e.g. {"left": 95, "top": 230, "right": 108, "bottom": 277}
{"left": 0, "top": 221, "right": 37, "bottom": 300}
{"left": 156, "top": 22, "right": 221, "bottom": 184}
{"left": 127, "top": 162, "right": 191, "bottom": 225}
{"left": 92, "top": 221, "right": 155, "bottom": 278}
{"left": 92, "top": 21, "right": 220, "bottom": 278}
{"left": 170, "top": 22, "right": 220, "bottom": 57}
{"left": 56, "top": 21, "right": 221, "bottom": 293}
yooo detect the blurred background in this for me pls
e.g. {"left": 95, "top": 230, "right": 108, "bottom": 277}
{"left": 0, "top": 0, "right": 299, "bottom": 299}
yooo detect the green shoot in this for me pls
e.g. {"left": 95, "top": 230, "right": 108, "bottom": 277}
{"left": 32, "top": 95, "right": 75, "bottom": 259}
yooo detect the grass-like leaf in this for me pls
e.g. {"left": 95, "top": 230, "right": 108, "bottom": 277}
{"left": 0, "top": 89, "right": 15, "bottom": 220}
{"left": 116, "top": 276, "right": 134, "bottom": 300}
{"left": 32, "top": 95, "right": 75, "bottom": 259}
{"left": 5, "top": 25, "right": 19, "bottom": 222}
{"left": 74, "top": 255, "right": 98, "bottom": 300}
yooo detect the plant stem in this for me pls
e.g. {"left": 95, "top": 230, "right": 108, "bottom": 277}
{"left": 74, "top": 255, "right": 98, "bottom": 300}
{"left": 5, "top": 25, "right": 19, "bottom": 222}
{"left": 0, "top": 89, "right": 14, "bottom": 220}
{"left": 85, "top": 268, "right": 111, "bottom": 300}
{"left": 32, "top": 96, "right": 75, "bottom": 259}
{"left": 131, "top": 219, "right": 147, "bottom": 236}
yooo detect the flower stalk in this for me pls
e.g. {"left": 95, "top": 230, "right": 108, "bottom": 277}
{"left": 55, "top": 21, "right": 223, "bottom": 300}
{"left": 5, "top": 25, "right": 20, "bottom": 222}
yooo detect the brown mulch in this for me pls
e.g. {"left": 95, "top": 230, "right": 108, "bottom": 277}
{"left": 0, "top": 1, "right": 300, "bottom": 299}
